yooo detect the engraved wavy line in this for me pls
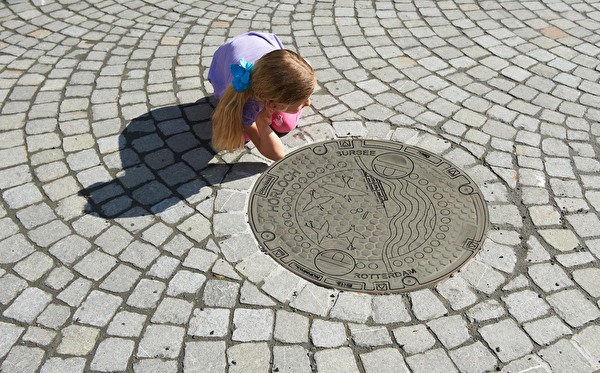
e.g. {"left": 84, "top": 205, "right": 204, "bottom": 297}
{"left": 353, "top": 156, "right": 435, "bottom": 271}
{"left": 384, "top": 180, "right": 436, "bottom": 261}
{"left": 390, "top": 181, "right": 419, "bottom": 253}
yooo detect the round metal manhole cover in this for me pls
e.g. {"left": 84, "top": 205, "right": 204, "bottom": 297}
{"left": 248, "top": 139, "right": 489, "bottom": 294}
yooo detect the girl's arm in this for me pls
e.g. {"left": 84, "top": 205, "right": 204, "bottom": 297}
{"left": 244, "top": 106, "right": 286, "bottom": 161}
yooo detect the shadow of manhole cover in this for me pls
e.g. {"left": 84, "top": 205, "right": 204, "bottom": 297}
{"left": 248, "top": 139, "right": 489, "bottom": 294}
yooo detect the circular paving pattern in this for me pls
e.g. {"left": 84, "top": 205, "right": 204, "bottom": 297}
{"left": 2, "top": 0, "right": 600, "bottom": 370}
{"left": 249, "top": 139, "right": 489, "bottom": 293}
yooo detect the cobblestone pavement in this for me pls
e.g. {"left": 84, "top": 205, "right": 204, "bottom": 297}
{"left": 1, "top": 0, "right": 600, "bottom": 372}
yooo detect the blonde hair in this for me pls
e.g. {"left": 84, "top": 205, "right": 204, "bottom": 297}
{"left": 211, "top": 49, "right": 316, "bottom": 153}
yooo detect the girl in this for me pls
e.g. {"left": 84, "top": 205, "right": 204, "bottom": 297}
{"left": 208, "top": 32, "right": 317, "bottom": 161}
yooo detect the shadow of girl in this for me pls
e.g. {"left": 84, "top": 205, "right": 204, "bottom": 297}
{"left": 79, "top": 97, "right": 268, "bottom": 219}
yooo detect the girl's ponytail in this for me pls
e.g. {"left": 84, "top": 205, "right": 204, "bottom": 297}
{"left": 211, "top": 84, "right": 252, "bottom": 153}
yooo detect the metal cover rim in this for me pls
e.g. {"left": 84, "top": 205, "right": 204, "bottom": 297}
{"left": 248, "top": 139, "right": 489, "bottom": 294}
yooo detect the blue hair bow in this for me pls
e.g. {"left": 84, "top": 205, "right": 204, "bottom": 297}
{"left": 231, "top": 58, "right": 253, "bottom": 92}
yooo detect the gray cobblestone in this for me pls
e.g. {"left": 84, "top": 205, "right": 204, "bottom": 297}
{"left": 310, "top": 319, "right": 347, "bottom": 348}
{"left": 479, "top": 319, "right": 533, "bottom": 363}
{"left": 137, "top": 324, "right": 185, "bottom": 359}
{"left": 360, "top": 348, "right": 409, "bottom": 373}
{"left": 449, "top": 341, "right": 498, "bottom": 373}
{"left": 573, "top": 325, "right": 600, "bottom": 363}
{"left": 71, "top": 215, "right": 109, "bottom": 238}
{"left": 240, "top": 281, "right": 276, "bottom": 307}
{"left": 151, "top": 297, "right": 193, "bottom": 325}
{"left": 0, "top": 273, "right": 28, "bottom": 305}
{"left": 529, "top": 205, "right": 561, "bottom": 226}
{"left": 3, "top": 287, "right": 52, "bottom": 323}
{"left": 427, "top": 315, "right": 471, "bottom": 349}
{"left": 119, "top": 241, "right": 160, "bottom": 269}
{"left": 478, "top": 240, "right": 517, "bottom": 273}
{"left": 0, "top": 218, "right": 19, "bottom": 242}
{"left": 330, "top": 292, "right": 372, "bottom": 323}
{"left": 539, "top": 229, "right": 579, "bottom": 251}
{"left": 409, "top": 289, "right": 447, "bottom": 321}
{"left": 66, "top": 149, "right": 100, "bottom": 171}
{"left": 274, "top": 310, "right": 309, "bottom": 344}
{"left": 502, "top": 289, "right": 551, "bottom": 323}
{"left": 74, "top": 250, "right": 117, "bottom": 281}
{"left": 523, "top": 316, "right": 573, "bottom": 346}
{"left": 556, "top": 251, "right": 595, "bottom": 267}
{"left": 36, "top": 304, "right": 71, "bottom": 330}
{"left": 232, "top": 308, "right": 274, "bottom": 342}
{"left": 57, "top": 277, "right": 92, "bottom": 307}
{"left": 0, "top": 234, "right": 34, "bottom": 264}
{"left": 147, "top": 256, "right": 180, "bottom": 279}
{"left": 235, "top": 252, "right": 279, "bottom": 283}
{"left": 57, "top": 325, "right": 100, "bottom": 356}
{"left": 28, "top": 220, "right": 71, "bottom": 247}
{"left": 573, "top": 268, "right": 600, "bottom": 298}
{"left": 406, "top": 348, "right": 458, "bottom": 373}
{"left": 290, "top": 283, "right": 336, "bottom": 316}
{"left": 525, "top": 236, "right": 551, "bottom": 263}
{"left": 0, "top": 321, "right": 24, "bottom": 359}
{"left": 16, "top": 203, "right": 56, "bottom": 229}
{"left": 262, "top": 268, "right": 305, "bottom": 303}
{"left": 183, "top": 247, "right": 218, "bottom": 272}
{"left": 49, "top": 235, "right": 92, "bottom": 265}
{"left": 528, "top": 263, "right": 574, "bottom": 292}
{"left": 539, "top": 339, "right": 598, "bottom": 373}
{"left": 218, "top": 233, "right": 258, "bottom": 263}
{"left": 133, "top": 359, "right": 177, "bottom": 373}
{"left": 371, "top": 294, "right": 411, "bottom": 324}
{"left": 74, "top": 290, "right": 122, "bottom": 327}
{"left": 227, "top": 342, "right": 271, "bottom": 373}
{"left": 315, "top": 347, "right": 360, "bottom": 373}
{"left": 100, "top": 264, "right": 141, "bottom": 293}
{"left": 127, "top": 279, "right": 165, "bottom": 309}
{"left": 188, "top": 308, "right": 230, "bottom": 338}
{"left": 212, "top": 212, "right": 246, "bottom": 238}
{"left": 184, "top": 341, "right": 227, "bottom": 372}
{"left": 94, "top": 226, "right": 134, "bottom": 255}
{"left": 272, "top": 345, "right": 311, "bottom": 373}
{"left": 90, "top": 338, "right": 135, "bottom": 372}
{"left": 13, "top": 252, "right": 54, "bottom": 282}
{"left": 40, "top": 357, "right": 86, "bottom": 373}
{"left": 0, "top": 146, "right": 27, "bottom": 169}
{"left": 107, "top": 311, "right": 147, "bottom": 338}
{"left": 547, "top": 289, "right": 600, "bottom": 328}
{"left": 349, "top": 323, "right": 392, "bottom": 347}
{"left": 140, "top": 222, "right": 172, "bottom": 246}
{"left": 154, "top": 198, "right": 196, "bottom": 224}
{"left": 1, "top": 345, "right": 45, "bottom": 373}
{"left": 202, "top": 279, "right": 240, "bottom": 308}
{"left": 23, "top": 326, "right": 57, "bottom": 346}
{"left": 211, "top": 259, "right": 242, "bottom": 280}
{"left": 436, "top": 276, "right": 478, "bottom": 310}
{"left": 488, "top": 204, "right": 522, "bottom": 228}
{"left": 566, "top": 213, "right": 600, "bottom": 237}
{"left": 393, "top": 324, "right": 435, "bottom": 355}
{"left": 459, "top": 260, "right": 505, "bottom": 295}
{"left": 166, "top": 270, "right": 206, "bottom": 297}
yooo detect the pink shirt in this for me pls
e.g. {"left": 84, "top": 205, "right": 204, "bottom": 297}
{"left": 208, "top": 32, "right": 284, "bottom": 126}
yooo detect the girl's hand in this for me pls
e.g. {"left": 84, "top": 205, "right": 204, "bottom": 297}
{"left": 245, "top": 104, "right": 285, "bottom": 161}
{"left": 256, "top": 104, "right": 275, "bottom": 128}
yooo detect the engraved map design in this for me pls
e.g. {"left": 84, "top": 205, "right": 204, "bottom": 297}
{"left": 248, "top": 139, "right": 489, "bottom": 293}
